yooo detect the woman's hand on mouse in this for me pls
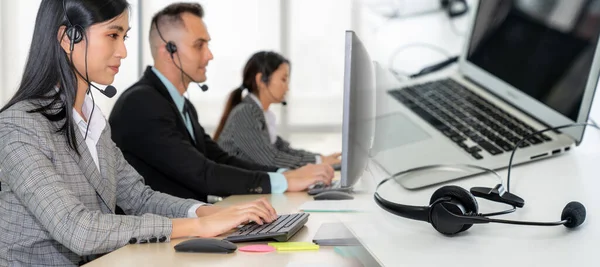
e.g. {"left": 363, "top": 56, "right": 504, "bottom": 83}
{"left": 193, "top": 198, "right": 278, "bottom": 238}
{"left": 283, "top": 164, "right": 334, "bottom": 192}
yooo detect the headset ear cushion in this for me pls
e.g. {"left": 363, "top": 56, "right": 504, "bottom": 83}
{"left": 430, "top": 185, "right": 479, "bottom": 232}
{"left": 66, "top": 26, "right": 82, "bottom": 44}
{"left": 166, "top": 42, "right": 177, "bottom": 54}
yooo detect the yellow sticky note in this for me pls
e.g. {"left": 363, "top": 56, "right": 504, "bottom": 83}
{"left": 267, "top": 242, "right": 320, "bottom": 251}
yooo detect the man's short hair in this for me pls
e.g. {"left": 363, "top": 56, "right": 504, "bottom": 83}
{"left": 151, "top": 2, "right": 204, "bottom": 34}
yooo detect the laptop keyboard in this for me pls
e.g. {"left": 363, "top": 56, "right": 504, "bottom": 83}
{"left": 388, "top": 79, "right": 552, "bottom": 160}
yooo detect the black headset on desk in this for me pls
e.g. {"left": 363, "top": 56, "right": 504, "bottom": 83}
{"left": 373, "top": 123, "right": 596, "bottom": 235}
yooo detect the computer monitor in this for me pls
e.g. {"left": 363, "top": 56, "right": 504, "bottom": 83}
{"left": 340, "top": 30, "right": 376, "bottom": 188}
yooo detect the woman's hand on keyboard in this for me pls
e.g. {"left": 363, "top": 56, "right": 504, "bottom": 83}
{"left": 283, "top": 163, "right": 334, "bottom": 192}
{"left": 194, "top": 197, "right": 278, "bottom": 238}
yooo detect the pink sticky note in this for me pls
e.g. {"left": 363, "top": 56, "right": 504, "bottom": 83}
{"left": 238, "top": 244, "right": 276, "bottom": 253}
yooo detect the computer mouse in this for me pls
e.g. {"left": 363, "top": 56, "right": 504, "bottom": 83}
{"left": 174, "top": 238, "right": 237, "bottom": 254}
{"left": 313, "top": 191, "right": 354, "bottom": 200}
{"left": 332, "top": 163, "right": 342, "bottom": 171}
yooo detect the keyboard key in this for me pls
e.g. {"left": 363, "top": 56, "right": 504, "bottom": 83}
{"left": 527, "top": 136, "right": 543, "bottom": 145}
{"left": 451, "top": 135, "right": 466, "bottom": 143}
{"left": 476, "top": 140, "right": 503, "bottom": 155}
{"left": 517, "top": 141, "right": 530, "bottom": 148}
{"left": 493, "top": 139, "right": 513, "bottom": 151}
{"left": 467, "top": 146, "right": 482, "bottom": 153}
{"left": 471, "top": 152, "right": 483, "bottom": 160}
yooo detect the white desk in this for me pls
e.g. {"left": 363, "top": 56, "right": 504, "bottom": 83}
{"left": 344, "top": 130, "right": 600, "bottom": 267}
{"left": 84, "top": 191, "right": 379, "bottom": 267}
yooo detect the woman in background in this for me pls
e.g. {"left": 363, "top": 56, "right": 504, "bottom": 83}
{"left": 214, "top": 51, "right": 341, "bottom": 170}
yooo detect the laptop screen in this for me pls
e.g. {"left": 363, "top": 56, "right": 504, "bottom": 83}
{"left": 466, "top": 0, "right": 600, "bottom": 121}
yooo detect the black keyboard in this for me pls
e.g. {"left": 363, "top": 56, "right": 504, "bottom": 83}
{"left": 388, "top": 79, "right": 552, "bottom": 160}
{"left": 307, "top": 180, "right": 352, "bottom": 195}
{"left": 224, "top": 213, "right": 309, "bottom": 243}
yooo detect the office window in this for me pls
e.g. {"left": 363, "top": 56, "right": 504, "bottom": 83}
{"left": 285, "top": 0, "right": 354, "bottom": 130}
{"left": 141, "top": 0, "right": 281, "bottom": 132}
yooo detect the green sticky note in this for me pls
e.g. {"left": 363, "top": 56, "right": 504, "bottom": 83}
{"left": 267, "top": 242, "right": 320, "bottom": 251}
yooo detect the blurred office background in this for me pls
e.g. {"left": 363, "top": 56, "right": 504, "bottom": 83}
{"left": 1, "top": 0, "right": 599, "bottom": 153}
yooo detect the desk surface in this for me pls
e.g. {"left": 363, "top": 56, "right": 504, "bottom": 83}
{"left": 85, "top": 192, "right": 373, "bottom": 267}
{"left": 340, "top": 127, "right": 600, "bottom": 267}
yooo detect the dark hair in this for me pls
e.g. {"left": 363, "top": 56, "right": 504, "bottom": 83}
{"left": 0, "top": 0, "right": 130, "bottom": 154}
{"left": 214, "top": 51, "right": 290, "bottom": 141}
{"left": 150, "top": 2, "right": 204, "bottom": 36}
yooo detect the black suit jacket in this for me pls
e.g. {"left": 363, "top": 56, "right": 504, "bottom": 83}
{"left": 109, "top": 66, "right": 277, "bottom": 202}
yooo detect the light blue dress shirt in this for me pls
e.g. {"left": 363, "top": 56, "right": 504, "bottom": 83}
{"left": 151, "top": 67, "right": 288, "bottom": 193}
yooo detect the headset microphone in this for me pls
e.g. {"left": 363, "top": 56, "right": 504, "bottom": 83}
{"left": 431, "top": 201, "right": 586, "bottom": 235}
{"left": 89, "top": 84, "right": 117, "bottom": 98}
{"left": 176, "top": 65, "right": 209, "bottom": 92}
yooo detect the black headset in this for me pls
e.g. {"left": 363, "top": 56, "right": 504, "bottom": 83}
{"left": 62, "top": 0, "right": 116, "bottom": 98}
{"left": 153, "top": 18, "right": 208, "bottom": 92}
{"left": 259, "top": 51, "right": 287, "bottom": 106}
{"left": 61, "top": 0, "right": 115, "bottom": 214}
{"left": 440, "top": 0, "right": 469, "bottom": 18}
{"left": 373, "top": 123, "right": 594, "bottom": 236}
{"left": 63, "top": 0, "right": 82, "bottom": 50}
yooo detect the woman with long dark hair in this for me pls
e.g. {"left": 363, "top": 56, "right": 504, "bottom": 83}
{"left": 0, "top": 1, "right": 276, "bottom": 265}
{"left": 214, "top": 51, "right": 342, "bottom": 169}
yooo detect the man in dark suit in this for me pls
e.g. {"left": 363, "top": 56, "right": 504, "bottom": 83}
{"left": 109, "top": 3, "right": 333, "bottom": 202}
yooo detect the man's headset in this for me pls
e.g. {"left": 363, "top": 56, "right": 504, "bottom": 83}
{"left": 153, "top": 19, "right": 208, "bottom": 92}
{"left": 259, "top": 52, "right": 287, "bottom": 106}
{"left": 374, "top": 122, "right": 596, "bottom": 235}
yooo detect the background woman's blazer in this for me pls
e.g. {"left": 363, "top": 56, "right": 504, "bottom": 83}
{"left": 217, "top": 96, "right": 320, "bottom": 169}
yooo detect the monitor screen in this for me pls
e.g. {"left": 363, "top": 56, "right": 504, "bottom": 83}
{"left": 341, "top": 31, "right": 376, "bottom": 188}
{"left": 466, "top": 0, "right": 600, "bottom": 121}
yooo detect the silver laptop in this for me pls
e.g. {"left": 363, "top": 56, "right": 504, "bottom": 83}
{"left": 365, "top": 0, "right": 600, "bottom": 189}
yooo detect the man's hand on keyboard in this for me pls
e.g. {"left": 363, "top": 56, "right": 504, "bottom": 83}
{"left": 321, "top": 152, "right": 342, "bottom": 165}
{"left": 283, "top": 163, "right": 334, "bottom": 192}
{"left": 195, "top": 197, "right": 278, "bottom": 238}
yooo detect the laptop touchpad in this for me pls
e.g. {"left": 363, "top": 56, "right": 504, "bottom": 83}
{"left": 372, "top": 113, "right": 431, "bottom": 153}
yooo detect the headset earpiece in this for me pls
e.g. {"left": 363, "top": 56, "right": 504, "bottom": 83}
{"left": 429, "top": 186, "right": 479, "bottom": 235}
{"left": 166, "top": 41, "right": 177, "bottom": 54}
{"left": 66, "top": 26, "right": 82, "bottom": 45}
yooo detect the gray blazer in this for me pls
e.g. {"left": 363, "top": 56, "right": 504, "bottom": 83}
{"left": 217, "top": 96, "right": 318, "bottom": 169}
{"left": 0, "top": 100, "right": 202, "bottom": 266}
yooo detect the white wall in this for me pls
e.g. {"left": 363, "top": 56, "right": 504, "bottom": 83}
{"left": 0, "top": 0, "right": 42, "bottom": 103}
